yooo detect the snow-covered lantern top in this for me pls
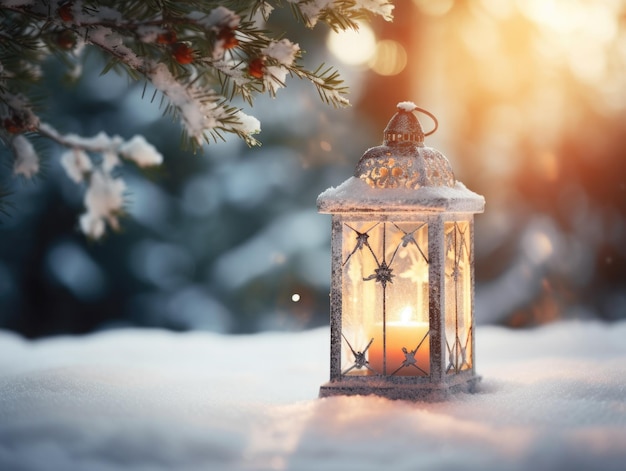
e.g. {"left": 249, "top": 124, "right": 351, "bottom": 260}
{"left": 317, "top": 102, "right": 485, "bottom": 400}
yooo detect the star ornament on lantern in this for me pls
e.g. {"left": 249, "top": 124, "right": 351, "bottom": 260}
{"left": 342, "top": 334, "right": 377, "bottom": 375}
{"left": 390, "top": 332, "right": 430, "bottom": 377}
{"left": 343, "top": 222, "right": 379, "bottom": 266}
{"left": 364, "top": 261, "right": 394, "bottom": 288}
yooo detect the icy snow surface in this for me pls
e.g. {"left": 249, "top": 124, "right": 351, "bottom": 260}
{"left": 1, "top": 321, "right": 625, "bottom": 470}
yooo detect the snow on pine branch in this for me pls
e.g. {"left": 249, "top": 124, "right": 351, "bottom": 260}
{"left": 118, "top": 136, "right": 164, "bottom": 168}
{"left": 79, "top": 170, "right": 126, "bottom": 239}
{"left": 147, "top": 62, "right": 260, "bottom": 146}
{"left": 40, "top": 124, "right": 163, "bottom": 239}
{"left": 288, "top": 0, "right": 394, "bottom": 29}
{"left": 11, "top": 135, "right": 39, "bottom": 178}
{"left": 1, "top": 1, "right": 387, "bottom": 151}
{"left": 0, "top": 0, "right": 395, "bottom": 238}
{"left": 261, "top": 39, "right": 301, "bottom": 96}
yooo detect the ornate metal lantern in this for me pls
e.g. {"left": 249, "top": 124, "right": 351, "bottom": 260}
{"left": 317, "top": 102, "right": 485, "bottom": 400}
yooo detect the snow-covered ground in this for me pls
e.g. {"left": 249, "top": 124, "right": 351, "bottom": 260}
{"left": 1, "top": 321, "right": 625, "bottom": 470}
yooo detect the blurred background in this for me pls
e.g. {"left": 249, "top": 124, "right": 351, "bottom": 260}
{"left": 1, "top": 0, "right": 625, "bottom": 338}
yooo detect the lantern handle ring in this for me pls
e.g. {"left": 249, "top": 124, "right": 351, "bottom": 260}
{"left": 414, "top": 107, "right": 438, "bottom": 137}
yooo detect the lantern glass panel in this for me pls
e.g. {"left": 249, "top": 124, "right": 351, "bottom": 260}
{"left": 444, "top": 220, "right": 473, "bottom": 374}
{"left": 340, "top": 219, "right": 430, "bottom": 377}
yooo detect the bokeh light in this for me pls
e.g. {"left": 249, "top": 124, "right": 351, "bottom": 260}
{"left": 412, "top": 0, "right": 454, "bottom": 17}
{"left": 369, "top": 39, "right": 407, "bottom": 76}
{"left": 326, "top": 22, "right": 376, "bottom": 66}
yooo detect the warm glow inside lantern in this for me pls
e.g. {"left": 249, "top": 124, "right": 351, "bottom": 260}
{"left": 317, "top": 102, "right": 485, "bottom": 400}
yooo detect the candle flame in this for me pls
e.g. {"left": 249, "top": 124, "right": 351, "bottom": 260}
{"left": 400, "top": 306, "right": 413, "bottom": 323}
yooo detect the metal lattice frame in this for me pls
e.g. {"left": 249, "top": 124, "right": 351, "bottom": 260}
{"left": 340, "top": 221, "right": 431, "bottom": 378}
{"left": 445, "top": 221, "right": 473, "bottom": 374}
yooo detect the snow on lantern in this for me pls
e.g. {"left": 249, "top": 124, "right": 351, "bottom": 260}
{"left": 317, "top": 102, "right": 485, "bottom": 400}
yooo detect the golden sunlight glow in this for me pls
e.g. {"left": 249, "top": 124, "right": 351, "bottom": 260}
{"left": 515, "top": 0, "right": 620, "bottom": 86}
{"left": 408, "top": 0, "right": 626, "bottom": 183}
{"left": 412, "top": 0, "right": 454, "bottom": 16}
{"left": 369, "top": 40, "right": 407, "bottom": 76}
{"left": 536, "top": 151, "right": 559, "bottom": 182}
{"left": 518, "top": 0, "right": 618, "bottom": 40}
{"left": 326, "top": 22, "right": 376, "bottom": 66}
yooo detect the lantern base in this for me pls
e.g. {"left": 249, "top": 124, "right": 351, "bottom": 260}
{"left": 319, "top": 373, "right": 481, "bottom": 401}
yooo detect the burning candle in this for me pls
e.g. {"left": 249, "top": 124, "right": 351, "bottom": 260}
{"left": 368, "top": 308, "right": 430, "bottom": 376}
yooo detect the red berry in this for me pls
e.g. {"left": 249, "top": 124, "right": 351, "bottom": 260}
{"left": 4, "top": 118, "right": 23, "bottom": 134}
{"left": 58, "top": 2, "right": 74, "bottom": 22}
{"left": 248, "top": 57, "right": 265, "bottom": 79}
{"left": 56, "top": 30, "right": 77, "bottom": 49}
{"left": 172, "top": 43, "right": 194, "bottom": 64}
{"left": 157, "top": 31, "right": 177, "bottom": 45}
{"left": 217, "top": 27, "right": 239, "bottom": 49}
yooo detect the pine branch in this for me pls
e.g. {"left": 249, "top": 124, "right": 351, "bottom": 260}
{"left": 303, "top": 63, "right": 350, "bottom": 107}
{"left": 288, "top": 0, "right": 394, "bottom": 31}
{"left": 1, "top": 1, "right": 393, "bottom": 149}
{"left": 0, "top": 0, "right": 395, "bottom": 238}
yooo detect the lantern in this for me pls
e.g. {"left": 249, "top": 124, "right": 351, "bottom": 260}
{"left": 317, "top": 102, "right": 485, "bottom": 400}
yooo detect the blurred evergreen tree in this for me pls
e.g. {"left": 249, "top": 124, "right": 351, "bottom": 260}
{"left": 0, "top": 0, "right": 394, "bottom": 336}
{"left": 1, "top": 0, "right": 393, "bottom": 237}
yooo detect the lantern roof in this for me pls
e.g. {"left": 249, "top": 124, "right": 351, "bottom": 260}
{"left": 318, "top": 102, "right": 485, "bottom": 214}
